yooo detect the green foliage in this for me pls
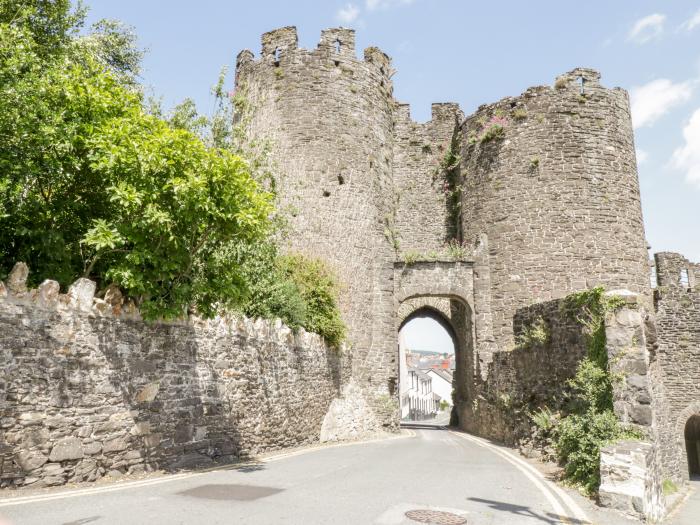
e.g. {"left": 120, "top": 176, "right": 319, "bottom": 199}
{"left": 556, "top": 409, "right": 639, "bottom": 495}
{"left": 83, "top": 113, "right": 273, "bottom": 320}
{"left": 662, "top": 479, "right": 678, "bottom": 496}
{"left": 403, "top": 251, "right": 420, "bottom": 265}
{"left": 479, "top": 124, "right": 505, "bottom": 143}
{"left": 531, "top": 406, "right": 557, "bottom": 432}
{"left": 564, "top": 287, "right": 624, "bottom": 368}
{"left": 278, "top": 254, "right": 346, "bottom": 347}
{"left": 512, "top": 108, "right": 528, "bottom": 120}
{"left": 0, "top": 0, "right": 85, "bottom": 57}
{"left": 439, "top": 400, "right": 450, "bottom": 411}
{"left": 229, "top": 243, "right": 346, "bottom": 347}
{"left": 0, "top": 24, "right": 142, "bottom": 284}
{"left": 434, "top": 133, "right": 463, "bottom": 241}
{"left": 515, "top": 316, "right": 550, "bottom": 349}
{"left": 227, "top": 242, "right": 307, "bottom": 328}
{"left": 77, "top": 18, "right": 143, "bottom": 85}
{"left": 444, "top": 239, "right": 469, "bottom": 259}
{"left": 545, "top": 287, "right": 640, "bottom": 495}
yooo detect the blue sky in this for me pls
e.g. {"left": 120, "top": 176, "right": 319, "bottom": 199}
{"left": 401, "top": 317, "right": 454, "bottom": 353}
{"left": 85, "top": 0, "right": 700, "bottom": 266}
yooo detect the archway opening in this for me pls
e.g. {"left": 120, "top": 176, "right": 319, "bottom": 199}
{"left": 398, "top": 308, "right": 456, "bottom": 423}
{"left": 685, "top": 414, "right": 700, "bottom": 478}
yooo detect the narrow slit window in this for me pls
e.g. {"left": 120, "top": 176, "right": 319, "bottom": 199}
{"left": 334, "top": 39, "right": 341, "bottom": 54}
{"left": 273, "top": 48, "right": 281, "bottom": 66}
{"left": 680, "top": 268, "right": 690, "bottom": 288}
{"left": 578, "top": 76, "right": 585, "bottom": 95}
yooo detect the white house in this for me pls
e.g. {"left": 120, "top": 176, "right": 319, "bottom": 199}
{"left": 399, "top": 332, "right": 441, "bottom": 420}
{"left": 426, "top": 369, "right": 453, "bottom": 408}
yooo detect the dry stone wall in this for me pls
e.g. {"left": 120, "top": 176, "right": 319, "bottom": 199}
{"left": 0, "top": 269, "right": 379, "bottom": 489}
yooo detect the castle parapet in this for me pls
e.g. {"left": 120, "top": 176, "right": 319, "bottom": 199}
{"left": 319, "top": 28, "right": 356, "bottom": 57}
{"left": 261, "top": 26, "right": 298, "bottom": 59}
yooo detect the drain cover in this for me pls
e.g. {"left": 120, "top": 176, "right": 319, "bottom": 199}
{"left": 405, "top": 509, "right": 467, "bottom": 524}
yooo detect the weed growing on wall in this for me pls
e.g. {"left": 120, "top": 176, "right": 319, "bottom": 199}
{"left": 434, "top": 132, "right": 463, "bottom": 242}
{"left": 515, "top": 316, "right": 550, "bottom": 349}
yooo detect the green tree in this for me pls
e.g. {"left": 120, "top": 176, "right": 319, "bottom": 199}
{"left": 0, "top": 0, "right": 85, "bottom": 57}
{"left": 0, "top": 5, "right": 273, "bottom": 319}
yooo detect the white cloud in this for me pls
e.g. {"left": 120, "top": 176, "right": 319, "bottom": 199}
{"left": 680, "top": 8, "right": 700, "bottom": 32}
{"left": 337, "top": 3, "right": 360, "bottom": 24}
{"left": 630, "top": 78, "right": 693, "bottom": 128}
{"left": 636, "top": 148, "right": 649, "bottom": 165}
{"left": 627, "top": 13, "right": 666, "bottom": 44}
{"left": 672, "top": 108, "right": 700, "bottom": 189}
{"left": 366, "top": 0, "right": 414, "bottom": 11}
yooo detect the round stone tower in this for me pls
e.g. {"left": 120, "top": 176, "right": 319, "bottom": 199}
{"left": 235, "top": 27, "right": 398, "bottom": 425}
{"left": 459, "top": 68, "right": 650, "bottom": 354}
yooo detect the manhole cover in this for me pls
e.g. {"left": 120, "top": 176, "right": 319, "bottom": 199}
{"left": 405, "top": 509, "right": 467, "bottom": 524}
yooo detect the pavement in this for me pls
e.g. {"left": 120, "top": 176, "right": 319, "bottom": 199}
{"left": 0, "top": 421, "right": 687, "bottom": 525}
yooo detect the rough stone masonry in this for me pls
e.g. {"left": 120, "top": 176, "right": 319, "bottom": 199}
{"left": 0, "top": 266, "right": 379, "bottom": 488}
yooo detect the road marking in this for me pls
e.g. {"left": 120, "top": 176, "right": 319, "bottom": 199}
{"left": 0, "top": 430, "right": 415, "bottom": 507}
{"left": 449, "top": 430, "right": 590, "bottom": 524}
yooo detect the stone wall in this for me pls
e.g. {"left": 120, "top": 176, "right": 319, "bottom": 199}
{"left": 599, "top": 441, "right": 664, "bottom": 522}
{"left": 648, "top": 252, "right": 700, "bottom": 484}
{"left": 461, "top": 296, "right": 590, "bottom": 445}
{"left": 393, "top": 103, "right": 463, "bottom": 255}
{"left": 0, "top": 270, "right": 377, "bottom": 489}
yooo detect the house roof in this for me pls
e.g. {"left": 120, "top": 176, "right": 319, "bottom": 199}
{"left": 408, "top": 367, "right": 431, "bottom": 381}
{"left": 427, "top": 368, "right": 453, "bottom": 383}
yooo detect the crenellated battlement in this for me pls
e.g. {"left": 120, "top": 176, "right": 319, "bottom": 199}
{"left": 235, "top": 26, "right": 394, "bottom": 88}
{"left": 654, "top": 252, "right": 698, "bottom": 291}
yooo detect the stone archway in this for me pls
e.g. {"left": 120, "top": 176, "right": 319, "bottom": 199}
{"left": 685, "top": 415, "right": 700, "bottom": 477}
{"left": 396, "top": 295, "right": 475, "bottom": 428}
{"left": 674, "top": 401, "right": 700, "bottom": 480}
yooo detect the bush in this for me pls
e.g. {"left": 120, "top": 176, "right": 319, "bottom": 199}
{"left": 556, "top": 410, "right": 634, "bottom": 495}
{"left": 231, "top": 244, "right": 346, "bottom": 347}
{"left": 515, "top": 316, "right": 550, "bottom": 349}
{"left": 279, "top": 254, "right": 346, "bottom": 348}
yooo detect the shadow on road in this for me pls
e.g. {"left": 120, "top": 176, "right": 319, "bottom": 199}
{"left": 468, "top": 497, "right": 587, "bottom": 525}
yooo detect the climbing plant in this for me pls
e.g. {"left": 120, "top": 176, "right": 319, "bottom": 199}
{"left": 532, "top": 287, "right": 643, "bottom": 495}
{"left": 434, "top": 130, "right": 463, "bottom": 242}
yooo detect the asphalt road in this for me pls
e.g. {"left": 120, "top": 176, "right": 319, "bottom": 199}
{"left": 0, "top": 424, "right": 596, "bottom": 525}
